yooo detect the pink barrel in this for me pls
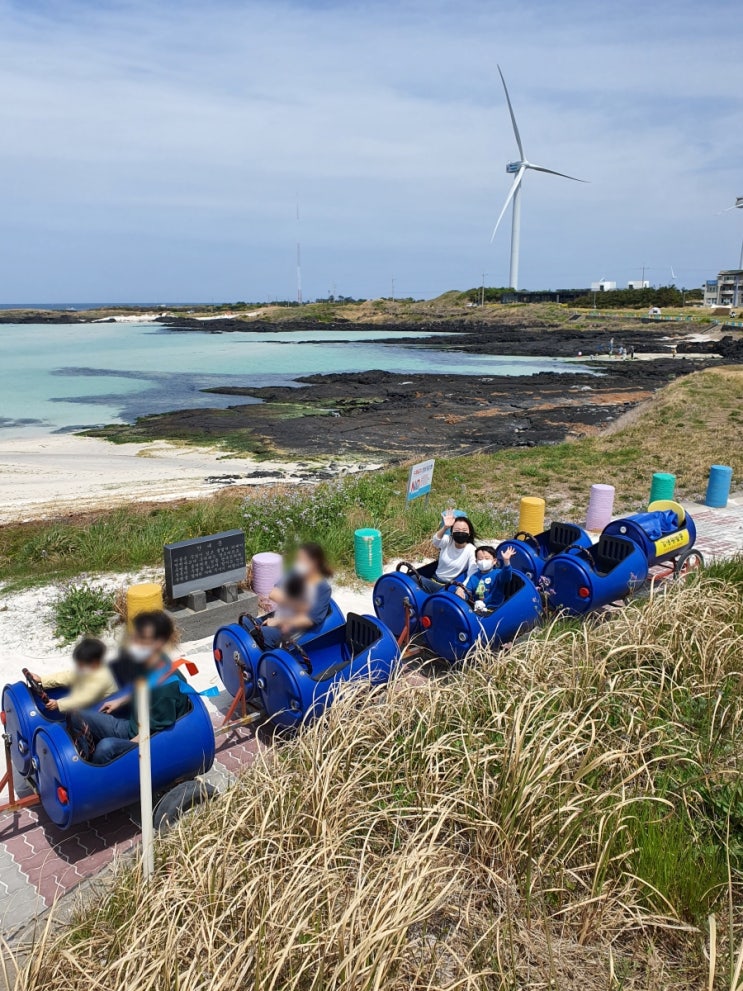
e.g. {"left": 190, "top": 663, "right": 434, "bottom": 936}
{"left": 251, "top": 552, "right": 283, "bottom": 596}
{"left": 585, "top": 484, "right": 615, "bottom": 532}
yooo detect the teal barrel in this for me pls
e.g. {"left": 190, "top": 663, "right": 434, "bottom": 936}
{"left": 705, "top": 465, "right": 733, "bottom": 508}
{"left": 649, "top": 472, "right": 676, "bottom": 505}
{"left": 354, "top": 528, "right": 383, "bottom": 582}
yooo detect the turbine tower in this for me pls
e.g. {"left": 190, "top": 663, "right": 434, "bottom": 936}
{"left": 491, "top": 65, "right": 587, "bottom": 289}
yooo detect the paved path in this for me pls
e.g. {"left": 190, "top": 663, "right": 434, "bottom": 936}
{"left": 1, "top": 499, "right": 741, "bottom": 943}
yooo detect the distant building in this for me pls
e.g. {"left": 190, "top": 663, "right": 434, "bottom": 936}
{"left": 590, "top": 280, "right": 617, "bottom": 292}
{"left": 627, "top": 280, "right": 650, "bottom": 290}
{"left": 704, "top": 270, "right": 743, "bottom": 308}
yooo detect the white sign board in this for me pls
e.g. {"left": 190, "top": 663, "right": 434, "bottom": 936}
{"left": 406, "top": 459, "right": 435, "bottom": 502}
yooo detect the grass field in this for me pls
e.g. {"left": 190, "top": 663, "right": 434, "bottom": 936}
{"left": 1, "top": 367, "right": 741, "bottom": 593}
{"left": 9, "top": 561, "right": 743, "bottom": 990}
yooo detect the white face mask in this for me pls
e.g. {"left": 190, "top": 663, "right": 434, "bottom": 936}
{"left": 293, "top": 561, "right": 310, "bottom": 576}
{"left": 477, "top": 558, "right": 494, "bottom": 572}
{"left": 128, "top": 644, "right": 153, "bottom": 663}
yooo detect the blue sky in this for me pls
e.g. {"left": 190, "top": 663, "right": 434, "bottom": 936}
{"left": 0, "top": 0, "right": 741, "bottom": 302}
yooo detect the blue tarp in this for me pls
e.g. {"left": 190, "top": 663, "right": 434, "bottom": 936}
{"left": 630, "top": 510, "right": 680, "bottom": 540}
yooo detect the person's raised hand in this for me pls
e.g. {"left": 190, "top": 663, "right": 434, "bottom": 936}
{"left": 500, "top": 546, "right": 516, "bottom": 563}
{"left": 442, "top": 512, "right": 455, "bottom": 528}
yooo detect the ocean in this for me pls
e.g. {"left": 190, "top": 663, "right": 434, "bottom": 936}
{"left": 0, "top": 322, "right": 588, "bottom": 437}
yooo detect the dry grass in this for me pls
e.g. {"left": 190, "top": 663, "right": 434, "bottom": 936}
{"left": 8, "top": 574, "right": 743, "bottom": 990}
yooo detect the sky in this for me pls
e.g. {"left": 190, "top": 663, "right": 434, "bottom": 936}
{"left": 0, "top": 0, "right": 741, "bottom": 302}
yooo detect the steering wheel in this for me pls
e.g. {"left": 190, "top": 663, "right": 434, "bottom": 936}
{"left": 238, "top": 612, "right": 268, "bottom": 650}
{"left": 395, "top": 561, "right": 427, "bottom": 587}
{"left": 444, "top": 581, "right": 475, "bottom": 604}
{"left": 564, "top": 544, "right": 596, "bottom": 567}
{"left": 284, "top": 638, "right": 313, "bottom": 675}
{"left": 22, "top": 667, "right": 50, "bottom": 706}
{"left": 511, "top": 531, "right": 541, "bottom": 551}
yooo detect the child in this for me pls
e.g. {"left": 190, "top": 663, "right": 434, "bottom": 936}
{"left": 456, "top": 545, "right": 516, "bottom": 613}
{"left": 70, "top": 611, "right": 189, "bottom": 765}
{"left": 420, "top": 512, "right": 478, "bottom": 591}
{"left": 30, "top": 637, "right": 117, "bottom": 714}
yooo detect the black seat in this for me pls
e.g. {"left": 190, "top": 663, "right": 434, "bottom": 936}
{"left": 593, "top": 535, "right": 637, "bottom": 574}
{"left": 345, "top": 613, "right": 382, "bottom": 657}
{"left": 501, "top": 572, "right": 525, "bottom": 601}
{"left": 548, "top": 522, "right": 585, "bottom": 554}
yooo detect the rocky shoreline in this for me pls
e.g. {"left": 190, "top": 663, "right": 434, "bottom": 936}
{"left": 85, "top": 356, "right": 719, "bottom": 460}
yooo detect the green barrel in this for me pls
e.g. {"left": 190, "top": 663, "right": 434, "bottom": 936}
{"left": 649, "top": 471, "right": 676, "bottom": 505}
{"left": 354, "top": 528, "right": 383, "bottom": 582}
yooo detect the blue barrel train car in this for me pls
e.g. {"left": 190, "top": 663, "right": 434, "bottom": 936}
{"left": 213, "top": 600, "right": 345, "bottom": 699}
{"left": 541, "top": 534, "right": 649, "bottom": 616}
{"left": 495, "top": 521, "right": 593, "bottom": 581}
{"left": 543, "top": 500, "right": 700, "bottom": 616}
{"left": 372, "top": 561, "right": 439, "bottom": 639}
{"left": 257, "top": 613, "right": 399, "bottom": 730}
{"left": 32, "top": 692, "right": 215, "bottom": 829}
{"left": 420, "top": 571, "right": 543, "bottom": 662}
{"left": 602, "top": 500, "right": 699, "bottom": 570}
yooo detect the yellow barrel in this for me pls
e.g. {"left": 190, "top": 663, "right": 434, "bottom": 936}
{"left": 518, "top": 496, "right": 545, "bottom": 536}
{"left": 126, "top": 583, "right": 164, "bottom": 630}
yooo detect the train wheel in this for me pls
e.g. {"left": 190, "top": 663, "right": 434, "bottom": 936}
{"left": 674, "top": 549, "right": 704, "bottom": 581}
{"left": 154, "top": 779, "right": 216, "bottom": 832}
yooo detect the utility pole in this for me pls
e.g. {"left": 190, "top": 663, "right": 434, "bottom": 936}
{"left": 296, "top": 199, "right": 302, "bottom": 306}
{"left": 391, "top": 277, "right": 395, "bottom": 302}
{"left": 480, "top": 272, "right": 487, "bottom": 307}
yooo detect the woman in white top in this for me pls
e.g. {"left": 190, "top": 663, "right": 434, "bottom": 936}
{"left": 420, "top": 512, "right": 478, "bottom": 591}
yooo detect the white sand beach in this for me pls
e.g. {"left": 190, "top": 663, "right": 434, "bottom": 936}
{"left": 0, "top": 433, "right": 374, "bottom": 524}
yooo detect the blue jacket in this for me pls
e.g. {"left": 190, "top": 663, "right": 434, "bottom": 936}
{"left": 464, "top": 564, "right": 512, "bottom": 610}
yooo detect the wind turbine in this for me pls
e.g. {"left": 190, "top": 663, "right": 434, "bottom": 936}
{"left": 718, "top": 196, "right": 743, "bottom": 270}
{"left": 491, "top": 65, "right": 587, "bottom": 289}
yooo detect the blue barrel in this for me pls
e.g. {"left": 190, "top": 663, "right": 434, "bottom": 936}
{"left": 1, "top": 682, "right": 66, "bottom": 777}
{"left": 32, "top": 695, "right": 215, "bottom": 829}
{"left": 706, "top": 465, "right": 733, "bottom": 509}
{"left": 354, "top": 529, "right": 383, "bottom": 582}
{"left": 214, "top": 600, "right": 345, "bottom": 698}
{"left": 495, "top": 522, "right": 593, "bottom": 581}
{"left": 372, "top": 561, "right": 438, "bottom": 638}
{"left": 257, "top": 614, "right": 399, "bottom": 730}
{"left": 542, "top": 535, "right": 649, "bottom": 616}
{"left": 420, "top": 572, "right": 542, "bottom": 662}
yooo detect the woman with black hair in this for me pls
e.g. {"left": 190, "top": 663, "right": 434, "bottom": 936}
{"left": 260, "top": 542, "right": 334, "bottom": 646}
{"left": 419, "top": 512, "right": 477, "bottom": 592}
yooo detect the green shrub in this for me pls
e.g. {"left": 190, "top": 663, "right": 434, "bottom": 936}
{"left": 52, "top": 581, "right": 116, "bottom": 643}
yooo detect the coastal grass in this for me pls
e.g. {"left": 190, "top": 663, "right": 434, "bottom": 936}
{"left": 9, "top": 574, "right": 743, "bottom": 990}
{"left": 1, "top": 367, "right": 741, "bottom": 592}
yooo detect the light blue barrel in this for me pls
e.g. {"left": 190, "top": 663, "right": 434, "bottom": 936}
{"left": 354, "top": 528, "right": 383, "bottom": 581}
{"left": 649, "top": 472, "right": 676, "bottom": 505}
{"left": 705, "top": 465, "right": 733, "bottom": 509}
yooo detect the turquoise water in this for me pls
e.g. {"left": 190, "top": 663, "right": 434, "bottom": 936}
{"left": 0, "top": 322, "right": 589, "bottom": 437}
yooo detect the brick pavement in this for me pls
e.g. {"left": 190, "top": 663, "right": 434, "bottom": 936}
{"left": 1, "top": 495, "right": 741, "bottom": 943}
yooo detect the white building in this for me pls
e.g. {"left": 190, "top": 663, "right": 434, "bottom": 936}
{"left": 704, "top": 270, "right": 743, "bottom": 308}
{"left": 627, "top": 280, "right": 650, "bottom": 290}
{"left": 590, "top": 280, "right": 617, "bottom": 292}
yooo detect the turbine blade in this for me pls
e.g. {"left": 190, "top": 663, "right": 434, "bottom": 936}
{"left": 490, "top": 168, "right": 525, "bottom": 243}
{"left": 718, "top": 205, "right": 738, "bottom": 214}
{"left": 497, "top": 65, "right": 525, "bottom": 160}
{"left": 528, "top": 164, "right": 588, "bottom": 182}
